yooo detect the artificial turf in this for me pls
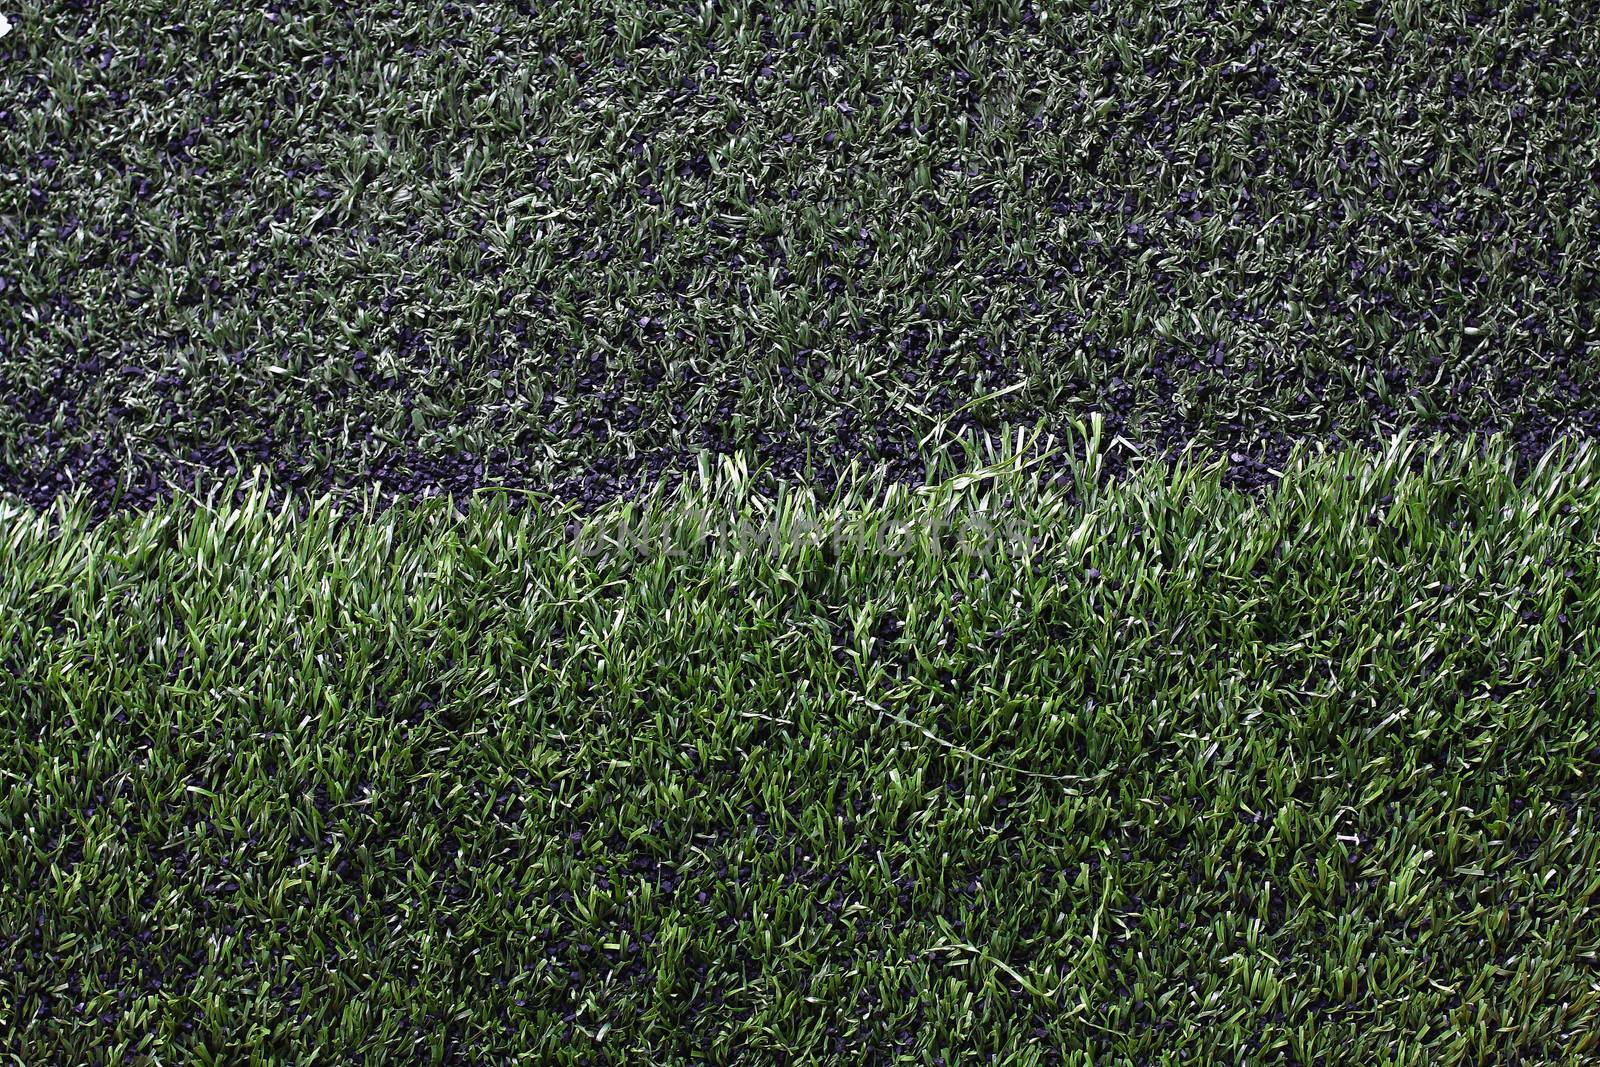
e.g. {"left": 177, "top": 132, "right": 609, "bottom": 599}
{"left": 6, "top": 1, "right": 1600, "bottom": 1062}
{"left": 5, "top": 438, "right": 1600, "bottom": 1063}
{"left": 3, "top": 0, "right": 1600, "bottom": 512}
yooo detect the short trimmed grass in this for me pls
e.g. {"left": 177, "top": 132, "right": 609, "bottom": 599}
{"left": 5, "top": 436, "right": 1600, "bottom": 1063}
{"left": 4, "top": 1, "right": 1599, "bottom": 509}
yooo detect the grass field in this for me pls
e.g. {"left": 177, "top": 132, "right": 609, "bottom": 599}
{"left": 6, "top": 437, "right": 1600, "bottom": 1063}
{"left": 6, "top": 1, "right": 1600, "bottom": 1063}
{"left": 3, "top": 1, "right": 1599, "bottom": 510}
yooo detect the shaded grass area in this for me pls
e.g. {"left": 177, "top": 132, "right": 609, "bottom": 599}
{"left": 5, "top": 437, "right": 1600, "bottom": 1063}
{"left": 3, "top": 1, "right": 1600, "bottom": 512}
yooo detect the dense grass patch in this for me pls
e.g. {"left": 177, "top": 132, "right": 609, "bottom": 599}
{"left": 3, "top": 1, "right": 1599, "bottom": 511}
{"left": 5, "top": 437, "right": 1600, "bottom": 1063}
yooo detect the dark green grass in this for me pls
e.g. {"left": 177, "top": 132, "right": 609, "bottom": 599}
{"left": 3, "top": 1, "right": 1599, "bottom": 508}
{"left": 5, "top": 436, "right": 1600, "bottom": 1063}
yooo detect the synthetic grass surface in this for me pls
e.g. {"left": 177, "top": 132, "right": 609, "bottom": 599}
{"left": 3, "top": 1, "right": 1600, "bottom": 512}
{"left": 6, "top": 438, "right": 1600, "bottom": 1063}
